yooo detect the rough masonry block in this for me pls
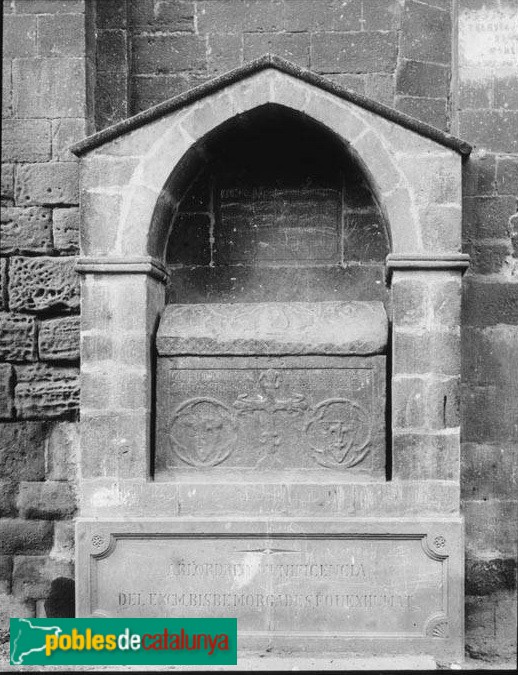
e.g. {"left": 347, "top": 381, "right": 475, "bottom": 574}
{"left": 14, "top": 1, "right": 85, "bottom": 12}
{"left": 8, "top": 257, "right": 79, "bottom": 312}
{"left": 400, "top": 0, "right": 451, "bottom": 64}
{"left": 15, "top": 163, "right": 79, "bottom": 206}
{"left": 11, "top": 555, "right": 74, "bottom": 602}
{"left": 0, "top": 520, "right": 53, "bottom": 555}
{"left": 0, "top": 481, "right": 17, "bottom": 518}
{"left": 46, "top": 421, "right": 79, "bottom": 481}
{"left": 2, "top": 15, "right": 37, "bottom": 58}
{"left": 362, "top": 0, "right": 402, "bottom": 30}
{"left": 0, "top": 313, "right": 37, "bottom": 362}
{"left": 0, "top": 206, "right": 52, "bottom": 254}
{"left": 0, "top": 363, "right": 14, "bottom": 419}
{"left": 462, "top": 279, "right": 518, "bottom": 326}
{"left": 96, "top": 0, "right": 127, "bottom": 28}
{"left": 0, "top": 555, "right": 13, "bottom": 594}
{"left": 395, "top": 96, "right": 447, "bottom": 130}
{"left": 154, "top": 0, "right": 195, "bottom": 31}
{"left": 463, "top": 155, "right": 497, "bottom": 197}
{"left": 396, "top": 60, "right": 449, "bottom": 98}
{"left": 462, "top": 443, "right": 518, "bottom": 502}
{"left": 393, "top": 431, "right": 459, "bottom": 480}
{"left": 0, "top": 259, "right": 7, "bottom": 311}
{"left": 1, "top": 164, "right": 14, "bottom": 204}
{"left": 13, "top": 58, "right": 85, "bottom": 118}
{"left": 311, "top": 31, "right": 398, "bottom": 73}
{"left": 197, "top": 0, "right": 284, "bottom": 33}
{"left": 244, "top": 32, "right": 309, "bottom": 67}
{"left": 463, "top": 196, "right": 516, "bottom": 241}
{"left": 132, "top": 35, "right": 205, "bottom": 74}
{"left": 14, "top": 363, "right": 79, "bottom": 419}
{"left": 16, "top": 481, "right": 76, "bottom": 520}
{"left": 496, "top": 157, "right": 518, "bottom": 195}
{"left": 461, "top": 384, "right": 518, "bottom": 443}
{"left": 52, "top": 207, "right": 79, "bottom": 252}
{"left": 2, "top": 119, "right": 51, "bottom": 162}
{"left": 459, "top": 111, "right": 518, "bottom": 154}
{"left": 0, "top": 421, "right": 48, "bottom": 482}
{"left": 96, "top": 29, "right": 128, "bottom": 73}
{"left": 50, "top": 521, "right": 75, "bottom": 561}
{"left": 38, "top": 316, "right": 80, "bottom": 361}
{"left": 37, "top": 13, "right": 86, "bottom": 57}
{"left": 51, "top": 118, "right": 87, "bottom": 161}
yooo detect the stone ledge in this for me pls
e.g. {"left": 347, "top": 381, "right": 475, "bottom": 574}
{"left": 76, "top": 256, "right": 168, "bottom": 283}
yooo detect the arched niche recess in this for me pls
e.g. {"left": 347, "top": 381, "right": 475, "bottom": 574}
{"left": 72, "top": 57, "right": 469, "bottom": 494}
{"left": 162, "top": 103, "right": 390, "bottom": 305}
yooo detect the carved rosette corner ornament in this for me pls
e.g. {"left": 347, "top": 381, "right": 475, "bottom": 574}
{"left": 90, "top": 532, "right": 112, "bottom": 557}
{"left": 425, "top": 614, "right": 450, "bottom": 639}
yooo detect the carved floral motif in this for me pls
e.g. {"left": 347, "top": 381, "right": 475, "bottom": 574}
{"left": 168, "top": 398, "right": 237, "bottom": 467}
{"left": 305, "top": 398, "right": 372, "bottom": 469}
{"left": 167, "top": 371, "right": 374, "bottom": 469}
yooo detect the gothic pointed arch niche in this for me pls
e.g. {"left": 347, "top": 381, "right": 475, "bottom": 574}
{"left": 160, "top": 103, "right": 391, "bottom": 305}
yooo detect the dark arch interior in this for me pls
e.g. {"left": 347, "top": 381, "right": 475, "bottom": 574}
{"left": 164, "top": 104, "right": 389, "bottom": 305}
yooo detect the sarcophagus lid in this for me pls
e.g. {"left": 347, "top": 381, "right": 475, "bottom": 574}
{"left": 156, "top": 301, "right": 388, "bottom": 356}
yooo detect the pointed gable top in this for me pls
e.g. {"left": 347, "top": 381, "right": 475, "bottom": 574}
{"left": 71, "top": 55, "right": 471, "bottom": 157}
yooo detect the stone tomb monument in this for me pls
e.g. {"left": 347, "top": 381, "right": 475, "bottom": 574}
{"left": 72, "top": 57, "right": 470, "bottom": 663}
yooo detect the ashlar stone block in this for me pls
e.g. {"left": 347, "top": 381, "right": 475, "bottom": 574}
{"left": 8, "top": 257, "right": 79, "bottom": 313}
{"left": 0, "top": 206, "right": 52, "bottom": 254}
{"left": 0, "top": 313, "right": 37, "bottom": 362}
{"left": 15, "top": 363, "right": 79, "bottom": 419}
{"left": 38, "top": 316, "right": 80, "bottom": 361}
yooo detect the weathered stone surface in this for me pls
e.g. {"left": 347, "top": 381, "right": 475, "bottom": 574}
{"left": 395, "top": 96, "right": 447, "bottom": 130}
{"left": 46, "top": 421, "right": 79, "bottom": 481}
{"left": 0, "top": 520, "right": 53, "bottom": 555}
{"left": 14, "top": 364, "right": 79, "bottom": 419}
{"left": 1, "top": 164, "right": 14, "bottom": 204}
{"left": 459, "top": 110, "right": 518, "bottom": 153}
{"left": 2, "top": 119, "right": 51, "bottom": 162}
{"left": 396, "top": 60, "right": 449, "bottom": 98}
{"left": 462, "top": 443, "right": 518, "bottom": 501}
{"left": 14, "top": 1, "right": 85, "bottom": 12}
{"left": 463, "top": 196, "right": 516, "bottom": 241}
{"left": 157, "top": 355, "right": 385, "bottom": 478}
{"left": 0, "top": 480, "right": 16, "bottom": 517}
{"left": 0, "top": 556, "right": 13, "bottom": 595}
{"left": 52, "top": 207, "right": 79, "bottom": 252}
{"left": 0, "top": 363, "right": 14, "bottom": 419}
{"left": 311, "top": 31, "right": 398, "bottom": 73}
{"left": 464, "top": 501, "right": 517, "bottom": 558}
{"left": 197, "top": 0, "right": 284, "bottom": 33}
{"left": 2, "top": 14, "right": 37, "bottom": 57}
{"left": 8, "top": 257, "right": 79, "bottom": 312}
{"left": 77, "top": 519, "right": 464, "bottom": 660}
{"left": 51, "top": 118, "right": 87, "bottom": 160}
{"left": 38, "top": 13, "right": 85, "bottom": 57}
{"left": 51, "top": 521, "right": 75, "bottom": 562}
{"left": 12, "top": 555, "right": 74, "bottom": 602}
{"left": 244, "top": 32, "right": 310, "bottom": 68}
{"left": 0, "top": 206, "right": 52, "bottom": 254}
{"left": 466, "top": 557, "right": 516, "bottom": 596}
{"left": 0, "top": 421, "right": 48, "bottom": 482}
{"left": 0, "top": 258, "right": 7, "bottom": 311}
{"left": 0, "top": 312, "right": 37, "bottom": 362}
{"left": 462, "top": 278, "right": 518, "bottom": 326}
{"left": 15, "top": 162, "right": 79, "bottom": 205}
{"left": 16, "top": 481, "right": 76, "bottom": 520}
{"left": 132, "top": 35, "right": 205, "bottom": 74}
{"left": 38, "top": 316, "right": 80, "bottom": 361}
{"left": 13, "top": 58, "right": 85, "bottom": 118}
{"left": 400, "top": 0, "right": 451, "bottom": 64}
{"left": 393, "top": 431, "right": 459, "bottom": 480}
{"left": 157, "top": 302, "right": 388, "bottom": 355}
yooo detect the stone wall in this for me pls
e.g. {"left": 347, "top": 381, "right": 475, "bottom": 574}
{"left": 456, "top": 0, "right": 518, "bottom": 661}
{"left": 0, "top": 0, "right": 516, "bottom": 663}
{"left": 1, "top": 0, "right": 88, "bottom": 625}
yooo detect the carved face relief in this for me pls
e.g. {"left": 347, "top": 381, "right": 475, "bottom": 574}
{"left": 305, "top": 398, "right": 372, "bottom": 468}
{"left": 168, "top": 398, "right": 237, "bottom": 467}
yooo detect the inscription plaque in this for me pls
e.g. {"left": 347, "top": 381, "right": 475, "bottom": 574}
{"left": 77, "top": 520, "right": 463, "bottom": 658}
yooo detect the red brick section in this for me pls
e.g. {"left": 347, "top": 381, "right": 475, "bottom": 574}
{"left": 457, "top": 0, "right": 518, "bottom": 661}
{"left": 1, "top": 0, "right": 86, "bottom": 624}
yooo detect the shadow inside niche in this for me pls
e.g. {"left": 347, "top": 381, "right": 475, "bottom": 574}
{"left": 44, "top": 577, "right": 75, "bottom": 618}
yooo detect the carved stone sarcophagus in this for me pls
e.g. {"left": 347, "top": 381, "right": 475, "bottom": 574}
{"left": 156, "top": 301, "right": 387, "bottom": 480}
